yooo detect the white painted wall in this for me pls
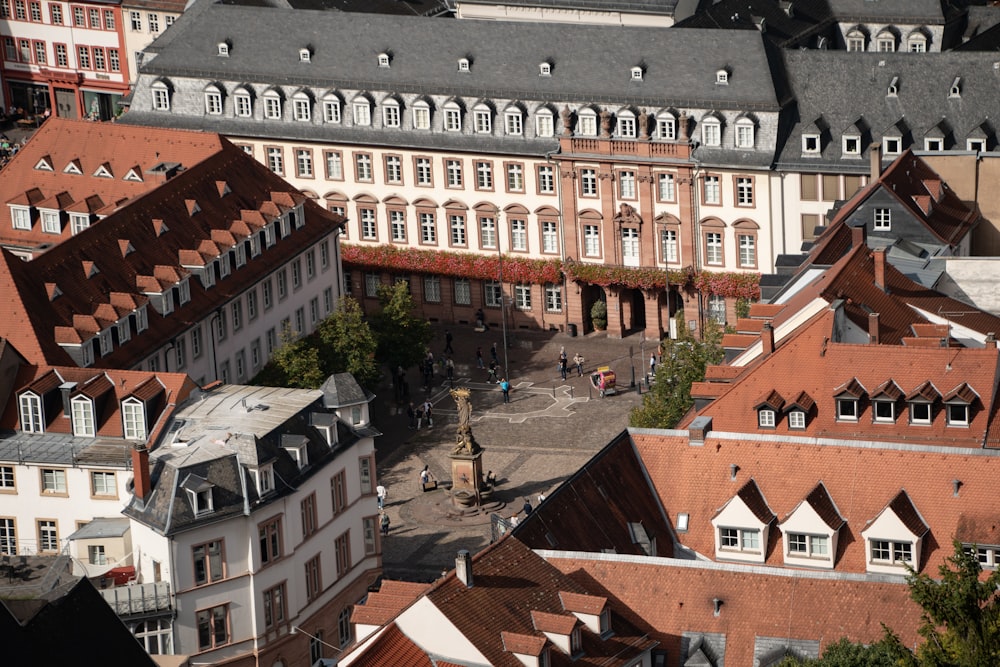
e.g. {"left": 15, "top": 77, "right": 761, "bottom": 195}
{"left": 395, "top": 596, "right": 491, "bottom": 664}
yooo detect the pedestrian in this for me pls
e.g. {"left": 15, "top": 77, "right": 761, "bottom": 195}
{"left": 487, "top": 359, "right": 500, "bottom": 384}
{"left": 475, "top": 308, "right": 485, "bottom": 329}
{"left": 421, "top": 399, "right": 434, "bottom": 427}
{"left": 377, "top": 484, "right": 387, "bottom": 510}
{"left": 499, "top": 377, "right": 511, "bottom": 403}
{"left": 510, "top": 514, "right": 519, "bottom": 527}
{"left": 380, "top": 511, "right": 390, "bottom": 536}
{"left": 573, "top": 352, "right": 584, "bottom": 377}
{"left": 558, "top": 347, "right": 568, "bottom": 381}
{"left": 522, "top": 498, "right": 533, "bottom": 516}
{"left": 537, "top": 493, "right": 546, "bottom": 505}
{"left": 444, "top": 328, "right": 454, "bottom": 354}
{"left": 650, "top": 352, "right": 657, "bottom": 376}
{"left": 446, "top": 357, "right": 455, "bottom": 382}
{"left": 420, "top": 465, "right": 430, "bottom": 485}
{"left": 491, "top": 342, "right": 499, "bottom": 365}
{"left": 423, "top": 358, "right": 433, "bottom": 390}
{"left": 407, "top": 402, "right": 416, "bottom": 429}
{"left": 476, "top": 346, "right": 485, "bottom": 369}
{"left": 415, "top": 404, "right": 425, "bottom": 430}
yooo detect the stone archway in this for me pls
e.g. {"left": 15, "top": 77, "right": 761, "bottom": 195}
{"left": 580, "top": 284, "right": 606, "bottom": 333}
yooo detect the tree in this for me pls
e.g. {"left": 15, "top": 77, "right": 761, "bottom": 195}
{"left": 369, "top": 281, "right": 432, "bottom": 371}
{"left": 908, "top": 541, "right": 1000, "bottom": 667}
{"left": 798, "top": 630, "right": 916, "bottom": 666}
{"left": 629, "top": 313, "right": 724, "bottom": 429}
{"left": 315, "top": 296, "right": 380, "bottom": 389}
{"left": 265, "top": 324, "right": 325, "bottom": 389}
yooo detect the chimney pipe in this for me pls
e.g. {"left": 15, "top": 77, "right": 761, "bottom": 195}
{"left": 59, "top": 382, "right": 77, "bottom": 418}
{"left": 455, "top": 549, "right": 474, "bottom": 588}
{"left": 850, "top": 224, "right": 867, "bottom": 249}
{"left": 952, "top": 479, "right": 961, "bottom": 497}
{"left": 986, "top": 332, "right": 997, "bottom": 349}
{"left": 712, "top": 598, "right": 723, "bottom": 616}
{"left": 729, "top": 464, "right": 739, "bottom": 481}
{"left": 873, "top": 249, "right": 887, "bottom": 291}
{"left": 132, "top": 444, "right": 152, "bottom": 503}
{"left": 761, "top": 322, "right": 775, "bottom": 356}
{"left": 868, "top": 312, "right": 880, "bottom": 345}
{"left": 870, "top": 142, "right": 883, "bottom": 181}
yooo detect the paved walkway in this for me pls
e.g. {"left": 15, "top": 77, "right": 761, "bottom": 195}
{"left": 371, "top": 324, "right": 657, "bottom": 581}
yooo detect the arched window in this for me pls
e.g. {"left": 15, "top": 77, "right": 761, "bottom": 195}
{"left": 234, "top": 87, "right": 253, "bottom": 118}
{"left": 735, "top": 117, "right": 755, "bottom": 148}
{"left": 473, "top": 103, "right": 492, "bottom": 134}
{"left": 577, "top": 108, "right": 597, "bottom": 137}
{"left": 504, "top": 105, "right": 523, "bottom": 136}
{"left": 204, "top": 84, "right": 223, "bottom": 116}
{"left": 846, "top": 28, "right": 866, "bottom": 52}
{"left": 876, "top": 29, "right": 896, "bottom": 52}
{"left": 262, "top": 89, "right": 282, "bottom": 120}
{"left": 907, "top": 30, "right": 927, "bottom": 52}
{"left": 151, "top": 80, "right": 171, "bottom": 111}
{"left": 382, "top": 97, "right": 400, "bottom": 128}
{"left": 412, "top": 99, "right": 431, "bottom": 130}
{"left": 322, "top": 93, "right": 341, "bottom": 124}
{"left": 444, "top": 100, "right": 462, "bottom": 132}
{"left": 656, "top": 111, "right": 676, "bottom": 141}
{"left": 351, "top": 94, "right": 372, "bottom": 126}
{"left": 701, "top": 117, "right": 721, "bottom": 147}
{"left": 535, "top": 107, "right": 554, "bottom": 138}
{"left": 292, "top": 90, "right": 312, "bottom": 122}
{"left": 616, "top": 108, "right": 636, "bottom": 139}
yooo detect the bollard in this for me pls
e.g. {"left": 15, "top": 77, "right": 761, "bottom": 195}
{"left": 570, "top": 386, "right": 574, "bottom": 399}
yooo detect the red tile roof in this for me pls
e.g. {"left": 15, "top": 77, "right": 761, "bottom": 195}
{"left": 342, "top": 623, "right": 434, "bottom": 667}
{"left": 531, "top": 610, "right": 578, "bottom": 634}
{"left": 0, "top": 118, "right": 224, "bottom": 255}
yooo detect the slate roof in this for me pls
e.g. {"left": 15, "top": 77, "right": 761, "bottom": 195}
{"left": 321, "top": 373, "right": 374, "bottom": 408}
{"left": 455, "top": 0, "right": 679, "bottom": 15}
{"left": 631, "top": 418, "right": 1000, "bottom": 576}
{"left": 0, "top": 118, "right": 223, "bottom": 255}
{"left": 825, "top": 0, "right": 944, "bottom": 22}
{"left": 513, "top": 431, "right": 675, "bottom": 557}
{"left": 776, "top": 50, "right": 1000, "bottom": 172}
{"left": 136, "top": 6, "right": 781, "bottom": 111}
{"left": 546, "top": 552, "right": 921, "bottom": 667}
{"left": 0, "top": 131, "right": 342, "bottom": 368}
{"left": 674, "top": 0, "right": 835, "bottom": 48}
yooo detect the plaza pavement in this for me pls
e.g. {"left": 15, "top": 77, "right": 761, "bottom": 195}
{"left": 370, "top": 324, "right": 658, "bottom": 582}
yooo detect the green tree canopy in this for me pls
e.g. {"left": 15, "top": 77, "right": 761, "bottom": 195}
{"left": 629, "top": 314, "right": 724, "bottom": 429}
{"left": 370, "top": 281, "right": 432, "bottom": 371}
{"left": 315, "top": 296, "right": 380, "bottom": 388}
{"left": 264, "top": 324, "right": 325, "bottom": 389}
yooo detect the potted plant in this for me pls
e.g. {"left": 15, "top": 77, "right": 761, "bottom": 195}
{"left": 591, "top": 300, "right": 607, "bottom": 331}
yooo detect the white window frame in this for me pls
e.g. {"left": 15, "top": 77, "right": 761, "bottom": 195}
{"left": 122, "top": 398, "right": 146, "bottom": 440}
{"left": 151, "top": 82, "right": 169, "bottom": 111}
{"left": 412, "top": 102, "right": 430, "bottom": 130}
{"left": 293, "top": 94, "right": 311, "bottom": 122}
{"left": 504, "top": 109, "right": 523, "bottom": 136}
{"left": 352, "top": 99, "right": 371, "bottom": 126}
{"left": 545, "top": 283, "right": 562, "bottom": 312}
{"left": 511, "top": 219, "right": 527, "bottom": 251}
{"left": 658, "top": 173, "right": 675, "bottom": 201}
{"left": 578, "top": 110, "right": 597, "bottom": 137}
{"left": 444, "top": 103, "right": 462, "bottom": 132}
{"left": 843, "top": 135, "right": 861, "bottom": 156}
{"left": 873, "top": 208, "right": 891, "bottom": 230}
{"left": 802, "top": 134, "right": 820, "bottom": 154}
{"left": 382, "top": 99, "right": 400, "bottom": 128}
{"left": 19, "top": 392, "right": 43, "bottom": 433}
{"left": 758, "top": 409, "right": 775, "bottom": 428}
{"left": 616, "top": 111, "right": 636, "bottom": 139}
{"left": 323, "top": 96, "right": 341, "bottom": 123}
{"left": 584, "top": 225, "right": 600, "bottom": 257}
{"left": 661, "top": 228, "right": 678, "bottom": 263}
{"left": 535, "top": 109, "right": 554, "bottom": 137}
{"left": 837, "top": 398, "right": 859, "bottom": 422}
{"left": 657, "top": 113, "right": 676, "bottom": 141}
{"left": 474, "top": 106, "right": 492, "bottom": 134}
{"left": 702, "top": 119, "right": 721, "bottom": 147}
{"left": 735, "top": 119, "right": 754, "bottom": 148}
{"left": 909, "top": 401, "right": 932, "bottom": 425}
{"left": 788, "top": 410, "right": 806, "bottom": 429}
{"left": 11, "top": 206, "right": 31, "bottom": 230}
{"left": 205, "top": 88, "right": 222, "bottom": 115}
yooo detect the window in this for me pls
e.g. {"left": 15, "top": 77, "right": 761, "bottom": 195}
{"left": 322, "top": 151, "right": 343, "bottom": 180}
{"left": 884, "top": 137, "right": 901, "bottom": 155}
{"left": 0, "top": 466, "right": 14, "bottom": 491}
{"left": 119, "top": 397, "right": 148, "bottom": 440}
{"left": 870, "top": 540, "right": 912, "bottom": 564}
{"left": 708, "top": 294, "right": 726, "bottom": 324}
{"left": 788, "top": 534, "right": 829, "bottom": 557}
{"left": 506, "top": 163, "right": 524, "bottom": 192}
{"left": 511, "top": 219, "right": 527, "bottom": 251}
{"left": 480, "top": 216, "right": 497, "bottom": 249}
{"left": 364, "top": 273, "right": 380, "bottom": 297}
{"left": 661, "top": 229, "right": 678, "bottom": 263}
{"left": 584, "top": 225, "right": 600, "bottom": 257}
{"left": 449, "top": 215, "right": 466, "bottom": 246}
{"left": 424, "top": 276, "right": 441, "bottom": 303}
{"left": 384, "top": 155, "right": 402, "bottom": 184}
{"left": 738, "top": 234, "right": 756, "bottom": 268}
{"left": 89, "top": 545, "right": 106, "bottom": 565}
{"left": 129, "top": 9, "right": 140, "bottom": 29}
{"left": 702, "top": 119, "right": 721, "bottom": 146}
{"left": 50, "top": 3, "right": 61, "bottom": 23}
{"left": 34, "top": 41, "right": 46, "bottom": 64}
{"left": 197, "top": 605, "right": 229, "bottom": 650}
{"left": 10, "top": 207, "right": 30, "bottom": 231}
{"left": 538, "top": 221, "right": 557, "bottom": 254}
{"left": 758, "top": 409, "right": 775, "bottom": 428}
{"left": 847, "top": 32, "right": 865, "bottom": 51}
{"left": 446, "top": 159, "right": 463, "bottom": 187}
{"left": 705, "top": 231, "right": 722, "bottom": 265}
{"left": 263, "top": 92, "right": 281, "bottom": 120}
{"left": 147, "top": 12, "right": 158, "bottom": 32}
{"left": 363, "top": 517, "right": 377, "bottom": 555}
{"left": 419, "top": 212, "right": 437, "bottom": 244}
{"left": 581, "top": 168, "right": 597, "bottom": 197}
{"left": 193, "top": 540, "right": 224, "bottom": 585}
{"left": 537, "top": 165, "right": 555, "bottom": 194}
{"left": 837, "top": 398, "right": 859, "bottom": 421}
{"left": 382, "top": 99, "right": 400, "bottom": 127}
{"left": 444, "top": 104, "right": 462, "bottom": 132}
{"left": 305, "top": 554, "right": 322, "bottom": 600}
{"left": 55, "top": 43, "right": 67, "bottom": 67}
{"left": 736, "top": 177, "right": 753, "bottom": 206}
{"left": 266, "top": 147, "right": 284, "bottom": 175}
{"left": 37, "top": 520, "right": 57, "bottom": 552}
{"left": 355, "top": 153, "right": 373, "bottom": 181}
{"left": 658, "top": 173, "right": 675, "bottom": 201}
{"left": 536, "top": 109, "right": 554, "bottom": 137}
{"left": 485, "top": 280, "right": 502, "bottom": 308}
{"left": 736, "top": 120, "right": 755, "bottom": 148}
{"left": 454, "top": 278, "right": 471, "bottom": 305}
{"left": 871, "top": 400, "right": 895, "bottom": 423}
{"left": 908, "top": 33, "right": 927, "bottom": 52}
{"left": 877, "top": 34, "right": 895, "bottom": 52}
{"left": 416, "top": 157, "right": 432, "bottom": 186}
{"left": 330, "top": 470, "right": 347, "bottom": 516}
{"left": 42, "top": 468, "right": 67, "bottom": 494}
{"left": 0, "top": 518, "right": 15, "bottom": 555}
{"left": 301, "top": 493, "right": 318, "bottom": 538}
{"left": 618, "top": 171, "right": 636, "bottom": 199}
{"left": 474, "top": 107, "right": 492, "bottom": 133}
{"left": 545, "top": 284, "right": 562, "bottom": 312}
{"left": 335, "top": 532, "right": 351, "bottom": 577}
{"left": 788, "top": 410, "right": 806, "bottom": 429}
{"left": 338, "top": 608, "right": 352, "bottom": 647}
{"left": 360, "top": 208, "right": 376, "bottom": 240}
{"left": 843, "top": 135, "right": 861, "bottom": 156}
{"left": 71, "top": 397, "right": 95, "bottom": 437}
{"left": 622, "top": 228, "right": 639, "bottom": 265}
{"left": 216, "top": 309, "right": 228, "bottom": 340}
{"left": 802, "top": 134, "right": 820, "bottom": 154}
{"left": 259, "top": 517, "right": 282, "bottom": 565}
{"left": 925, "top": 138, "right": 943, "bottom": 152}
{"left": 412, "top": 103, "right": 430, "bottom": 130}
{"left": 19, "top": 391, "right": 42, "bottom": 433}
{"left": 874, "top": 208, "right": 891, "bottom": 230}
{"left": 352, "top": 100, "right": 371, "bottom": 126}
{"left": 473, "top": 161, "right": 493, "bottom": 190}
{"left": 616, "top": 112, "right": 636, "bottom": 139}
{"left": 910, "top": 402, "right": 932, "bottom": 424}
{"left": 514, "top": 283, "right": 531, "bottom": 310}
{"left": 293, "top": 96, "right": 311, "bottom": 122}
{"left": 947, "top": 403, "right": 970, "bottom": 427}
{"left": 703, "top": 175, "right": 721, "bottom": 205}
{"left": 720, "top": 527, "right": 760, "bottom": 552}
{"left": 657, "top": 114, "right": 676, "bottom": 140}
{"left": 387, "top": 210, "right": 406, "bottom": 243}
{"left": 505, "top": 109, "right": 523, "bottom": 135}
{"left": 323, "top": 97, "right": 341, "bottom": 123}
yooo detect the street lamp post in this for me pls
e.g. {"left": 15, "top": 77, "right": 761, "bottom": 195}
{"left": 291, "top": 625, "right": 342, "bottom": 655}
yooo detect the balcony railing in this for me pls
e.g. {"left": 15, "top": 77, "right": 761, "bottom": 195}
{"left": 565, "top": 137, "right": 687, "bottom": 159}
{"left": 100, "top": 581, "right": 173, "bottom": 617}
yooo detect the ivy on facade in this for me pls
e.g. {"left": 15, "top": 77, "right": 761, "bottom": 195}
{"left": 341, "top": 244, "right": 760, "bottom": 300}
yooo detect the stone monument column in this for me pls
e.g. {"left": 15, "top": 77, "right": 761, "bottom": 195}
{"left": 448, "top": 388, "right": 484, "bottom": 508}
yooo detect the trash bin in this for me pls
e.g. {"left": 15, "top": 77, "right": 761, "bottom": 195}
{"left": 568, "top": 323, "right": 577, "bottom": 337}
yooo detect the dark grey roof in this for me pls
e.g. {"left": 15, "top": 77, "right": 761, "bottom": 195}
{"left": 321, "top": 372, "right": 373, "bottom": 408}
{"left": 67, "top": 517, "right": 131, "bottom": 540}
{"left": 675, "top": 0, "right": 835, "bottom": 48}
{"left": 825, "top": 0, "right": 943, "bottom": 22}
{"left": 139, "top": 5, "right": 781, "bottom": 110}
{"left": 0, "top": 432, "right": 133, "bottom": 467}
{"left": 775, "top": 50, "right": 1000, "bottom": 172}
{"left": 455, "top": 0, "right": 678, "bottom": 14}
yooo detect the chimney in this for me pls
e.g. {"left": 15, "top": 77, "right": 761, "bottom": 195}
{"left": 761, "top": 322, "right": 775, "bottom": 356}
{"left": 952, "top": 479, "right": 961, "bottom": 497}
{"left": 688, "top": 416, "right": 713, "bottom": 446}
{"left": 873, "top": 248, "right": 887, "bottom": 291}
{"left": 868, "top": 312, "right": 880, "bottom": 344}
{"left": 59, "top": 381, "right": 77, "bottom": 418}
{"left": 850, "top": 224, "right": 867, "bottom": 249}
{"left": 712, "top": 598, "right": 724, "bottom": 617}
{"left": 132, "top": 444, "right": 152, "bottom": 504}
{"left": 455, "top": 549, "right": 473, "bottom": 588}
{"left": 729, "top": 464, "right": 739, "bottom": 481}
{"left": 986, "top": 332, "right": 997, "bottom": 349}
{"left": 870, "top": 141, "right": 883, "bottom": 180}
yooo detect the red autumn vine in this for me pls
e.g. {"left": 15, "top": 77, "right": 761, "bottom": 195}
{"left": 341, "top": 243, "right": 562, "bottom": 284}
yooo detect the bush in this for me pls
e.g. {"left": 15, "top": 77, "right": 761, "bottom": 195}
{"left": 591, "top": 300, "right": 607, "bottom": 330}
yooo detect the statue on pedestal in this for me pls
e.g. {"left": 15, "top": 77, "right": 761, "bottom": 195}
{"left": 450, "top": 388, "right": 481, "bottom": 455}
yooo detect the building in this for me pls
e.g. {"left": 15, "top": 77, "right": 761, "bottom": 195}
{"left": 122, "top": 373, "right": 382, "bottom": 664}
{"left": 0, "top": 0, "right": 131, "bottom": 119}
{"left": 0, "top": 355, "right": 195, "bottom": 566}
{"left": 342, "top": 537, "right": 659, "bottom": 667}
{"left": 122, "top": 6, "right": 791, "bottom": 338}
{"left": 120, "top": 0, "right": 184, "bottom": 85}
{"left": 0, "top": 118, "right": 346, "bottom": 385}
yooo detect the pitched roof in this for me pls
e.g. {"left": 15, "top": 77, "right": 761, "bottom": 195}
{"left": 340, "top": 623, "right": 434, "bottom": 667}
{"left": 0, "top": 118, "right": 223, "bottom": 255}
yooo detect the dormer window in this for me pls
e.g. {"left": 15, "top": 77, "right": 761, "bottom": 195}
{"left": 262, "top": 90, "right": 282, "bottom": 120}
{"left": 947, "top": 402, "right": 969, "bottom": 426}
{"left": 735, "top": 117, "right": 754, "bottom": 148}
{"left": 504, "top": 107, "right": 523, "bottom": 136}
{"left": 837, "top": 398, "right": 858, "bottom": 420}
{"left": 701, "top": 117, "right": 721, "bottom": 147}
{"left": 217, "top": 41, "right": 229, "bottom": 57}
{"left": 908, "top": 32, "right": 927, "bottom": 52}
{"left": 907, "top": 381, "right": 939, "bottom": 425}
{"left": 539, "top": 62, "right": 551, "bottom": 77}
{"left": 802, "top": 133, "right": 820, "bottom": 154}
{"left": 968, "top": 138, "right": 986, "bottom": 152}
{"left": 656, "top": 112, "right": 676, "bottom": 141}
{"left": 234, "top": 88, "right": 252, "bottom": 118}
{"left": 949, "top": 77, "right": 961, "bottom": 98}
{"left": 615, "top": 109, "right": 635, "bottom": 139}
{"left": 458, "top": 58, "right": 470, "bottom": 72}
{"left": 788, "top": 410, "right": 805, "bottom": 429}
{"left": 570, "top": 627, "right": 582, "bottom": 655}
{"left": 715, "top": 69, "right": 729, "bottom": 84}
{"left": 598, "top": 609, "right": 611, "bottom": 637}
{"left": 876, "top": 30, "right": 895, "bottom": 52}
{"left": 377, "top": 52, "right": 390, "bottom": 68}
{"left": 70, "top": 395, "right": 96, "bottom": 437}
{"left": 630, "top": 66, "right": 643, "bottom": 81}
{"left": 19, "top": 391, "right": 44, "bottom": 433}
{"left": 412, "top": 100, "right": 430, "bottom": 130}
{"left": 292, "top": 91, "right": 311, "bottom": 122}
{"left": 352, "top": 98, "right": 371, "bottom": 126}
{"left": 884, "top": 137, "right": 901, "bottom": 155}
{"left": 322, "top": 94, "right": 341, "bottom": 124}
{"left": 944, "top": 382, "right": 975, "bottom": 427}
{"left": 711, "top": 479, "right": 773, "bottom": 564}
{"left": 299, "top": 47, "right": 311, "bottom": 62}
{"left": 887, "top": 76, "right": 898, "bottom": 97}
{"left": 204, "top": 86, "right": 223, "bottom": 116}
{"left": 925, "top": 137, "right": 943, "bottom": 151}
{"left": 577, "top": 108, "right": 597, "bottom": 137}
{"left": 182, "top": 474, "right": 215, "bottom": 515}
{"left": 909, "top": 401, "right": 931, "bottom": 424}
{"left": 10, "top": 206, "right": 31, "bottom": 230}
{"left": 444, "top": 102, "right": 462, "bottom": 132}
{"left": 121, "top": 397, "right": 147, "bottom": 440}
{"left": 151, "top": 80, "right": 170, "bottom": 111}
{"left": 780, "top": 482, "right": 842, "bottom": 569}
{"left": 873, "top": 399, "right": 896, "bottom": 422}
{"left": 846, "top": 30, "right": 865, "bottom": 52}
{"left": 843, "top": 134, "right": 861, "bottom": 156}
{"left": 758, "top": 409, "right": 775, "bottom": 428}
{"left": 254, "top": 464, "right": 274, "bottom": 495}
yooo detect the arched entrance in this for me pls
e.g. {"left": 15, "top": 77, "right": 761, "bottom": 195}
{"left": 619, "top": 287, "right": 646, "bottom": 334}
{"left": 580, "top": 284, "right": 606, "bottom": 333}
